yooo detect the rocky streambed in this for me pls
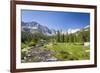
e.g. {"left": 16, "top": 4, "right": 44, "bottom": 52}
{"left": 21, "top": 46, "right": 58, "bottom": 63}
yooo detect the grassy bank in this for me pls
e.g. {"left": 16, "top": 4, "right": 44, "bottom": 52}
{"left": 43, "top": 43, "right": 90, "bottom": 61}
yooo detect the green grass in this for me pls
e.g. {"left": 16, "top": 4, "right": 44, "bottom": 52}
{"left": 43, "top": 43, "right": 90, "bottom": 61}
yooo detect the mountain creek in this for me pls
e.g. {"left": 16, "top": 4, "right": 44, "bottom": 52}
{"left": 22, "top": 44, "right": 58, "bottom": 63}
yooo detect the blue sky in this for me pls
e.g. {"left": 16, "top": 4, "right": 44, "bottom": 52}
{"left": 21, "top": 10, "right": 90, "bottom": 31}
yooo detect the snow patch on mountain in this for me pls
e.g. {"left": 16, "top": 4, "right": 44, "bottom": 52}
{"left": 84, "top": 25, "right": 90, "bottom": 29}
{"left": 68, "top": 28, "right": 80, "bottom": 34}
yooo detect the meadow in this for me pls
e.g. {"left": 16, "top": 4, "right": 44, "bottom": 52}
{"left": 43, "top": 42, "right": 90, "bottom": 61}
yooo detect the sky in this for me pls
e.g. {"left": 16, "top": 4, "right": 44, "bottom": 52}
{"left": 21, "top": 10, "right": 90, "bottom": 31}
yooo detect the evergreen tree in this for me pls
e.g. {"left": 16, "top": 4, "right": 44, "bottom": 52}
{"left": 57, "top": 30, "right": 60, "bottom": 42}
{"left": 62, "top": 34, "right": 65, "bottom": 42}
{"left": 65, "top": 31, "right": 68, "bottom": 43}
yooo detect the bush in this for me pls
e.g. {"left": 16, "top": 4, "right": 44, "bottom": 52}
{"left": 21, "top": 43, "right": 28, "bottom": 49}
{"left": 54, "top": 51, "right": 70, "bottom": 61}
{"left": 43, "top": 45, "right": 47, "bottom": 48}
{"left": 29, "top": 41, "right": 36, "bottom": 47}
{"left": 68, "top": 55, "right": 79, "bottom": 60}
{"left": 21, "top": 51, "right": 26, "bottom": 60}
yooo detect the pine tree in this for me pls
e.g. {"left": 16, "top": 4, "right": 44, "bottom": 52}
{"left": 62, "top": 34, "right": 65, "bottom": 42}
{"left": 57, "top": 30, "right": 60, "bottom": 42}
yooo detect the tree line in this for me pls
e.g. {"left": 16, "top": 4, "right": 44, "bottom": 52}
{"left": 52, "top": 29, "right": 90, "bottom": 44}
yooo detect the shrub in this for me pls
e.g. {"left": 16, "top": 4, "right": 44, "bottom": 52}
{"left": 54, "top": 51, "right": 70, "bottom": 61}
{"left": 21, "top": 43, "right": 28, "bottom": 49}
{"left": 29, "top": 41, "right": 36, "bottom": 47}
{"left": 21, "top": 51, "right": 26, "bottom": 60}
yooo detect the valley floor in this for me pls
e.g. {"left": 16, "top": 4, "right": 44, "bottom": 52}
{"left": 21, "top": 42, "right": 90, "bottom": 63}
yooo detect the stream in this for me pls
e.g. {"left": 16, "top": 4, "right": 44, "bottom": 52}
{"left": 22, "top": 44, "right": 58, "bottom": 63}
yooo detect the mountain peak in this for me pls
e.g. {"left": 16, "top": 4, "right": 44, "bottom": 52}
{"left": 21, "top": 21, "right": 54, "bottom": 36}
